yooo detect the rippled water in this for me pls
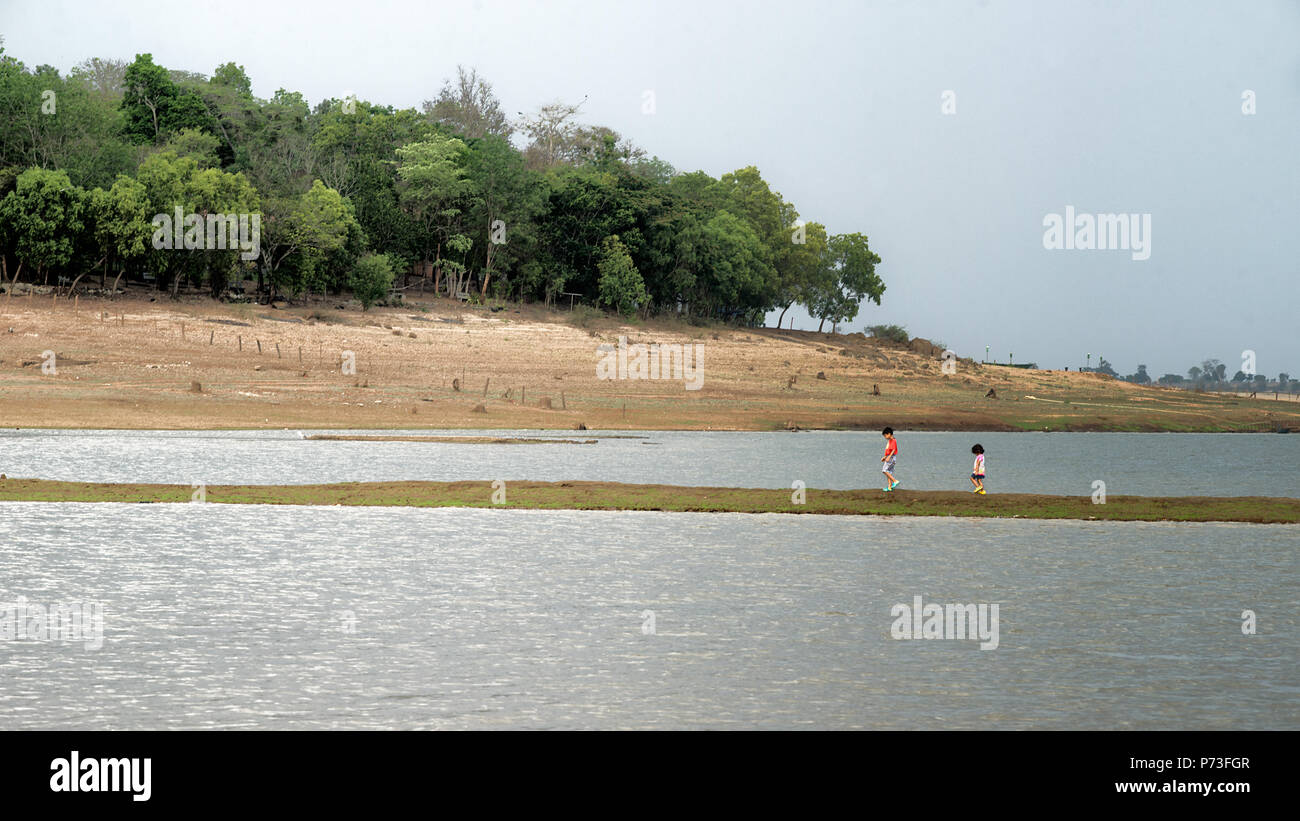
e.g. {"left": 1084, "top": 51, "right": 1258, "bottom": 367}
{"left": 1, "top": 428, "right": 1298, "bottom": 496}
{"left": 1, "top": 504, "right": 1294, "bottom": 730}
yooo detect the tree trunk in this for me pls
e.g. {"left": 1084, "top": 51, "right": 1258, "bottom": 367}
{"left": 66, "top": 255, "right": 104, "bottom": 298}
{"left": 433, "top": 241, "right": 443, "bottom": 296}
{"left": 817, "top": 317, "right": 826, "bottom": 333}
{"left": 777, "top": 302, "right": 792, "bottom": 328}
{"left": 2, "top": 259, "right": 24, "bottom": 317}
{"left": 481, "top": 227, "right": 496, "bottom": 299}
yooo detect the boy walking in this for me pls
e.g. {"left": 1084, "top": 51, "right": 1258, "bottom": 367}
{"left": 881, "top": 427, "right": 899, "bottom": 491}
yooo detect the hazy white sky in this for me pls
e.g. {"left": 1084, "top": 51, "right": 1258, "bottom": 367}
{"left": 2, "top": 0, "right": 1297, "bottom": 377}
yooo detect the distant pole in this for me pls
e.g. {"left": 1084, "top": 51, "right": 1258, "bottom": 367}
{"left": 984, "top": 345, "right": 989, "bottom": 364}
{"left": 1009, "top": 352, "right": 1014, "bottom": 366}
{"left": 1086, "top": 353, "right": 1091, "bottom": 372}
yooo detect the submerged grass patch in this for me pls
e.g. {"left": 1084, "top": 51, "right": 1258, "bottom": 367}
{"left": 0, "top": 479, "right": 1297, "bottom": 523}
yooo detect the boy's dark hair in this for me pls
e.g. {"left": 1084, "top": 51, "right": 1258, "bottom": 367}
{"left": 972, "top": 444, "right": 984, "bottom": 454}
{"left": 882, "top": 427, "right": 893, "bottom": 436}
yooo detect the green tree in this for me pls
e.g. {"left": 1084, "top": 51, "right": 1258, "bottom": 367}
{"left": 778, "top": 220, "right": 827, "bottom": 327}
{"left": 260, "top": 180, "right": 355, "bottom": 297}
{"left": 0, "top": 166, "right": 86, "bottom": 284}
{"left": 349, "top": 252, "right": 393, "bottom": 310}
{"left": 465, "top": 134, "right": 546, "bottom": 299}
{"left": 806, "top": 232, "right": 884, "bottom": 332}
{"left": 312, "top": 100, "right": 431, "bottom": 262}
{"left": 120, "top": 54, "right": 214, "bottom": 144}
{"left": 86, "top": 174, "right": 151, "bottom": 291}
{"left": 596, "top": 234, "right": 647, "bottom": 317}
{"left": 158, "top": 127, "right": 222, "bottom": 168}
{"left": 395, "top": 134, "right": 473, "bottom": 296}
{"left": 136, "top": 149, "right": 260, "bottom": 296}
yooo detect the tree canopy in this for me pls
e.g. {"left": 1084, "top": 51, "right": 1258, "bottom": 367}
{"left": 0, "top": 48, "right": 884, "bottom": 326}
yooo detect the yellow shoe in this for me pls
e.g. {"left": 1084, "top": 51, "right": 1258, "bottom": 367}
{"left": 977, "top": 488, "right": 986, "bottom": 494}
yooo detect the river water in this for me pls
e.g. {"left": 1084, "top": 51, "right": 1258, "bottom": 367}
{"left": 0, "top": 503, "right": 1295, "bottom": 730}
{"left": 1, "top": 429, "right": 1297, "bottom": 497}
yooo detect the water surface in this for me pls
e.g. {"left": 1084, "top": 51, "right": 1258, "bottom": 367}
{"left": 1, "top": 429, "right": 1297, "bottom": 497}
{"left": 1, "top": 503, "right": 1294, "bottom": 730}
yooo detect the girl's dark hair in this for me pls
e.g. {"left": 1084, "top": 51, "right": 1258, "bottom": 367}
{"left": 882, "top": 427, "right": 894, "bottom": 435}
{"left": 971, "top": 444, "right": 984, "bottom": 454}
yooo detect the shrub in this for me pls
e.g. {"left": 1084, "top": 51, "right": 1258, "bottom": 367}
{"left": 349, "top": 253, "right": 394, "bottom": 311}
{"left": 567, "top": 304, "right": 602, "bottom": 328}
{"left": 866, "top": 324, "right": 909, "bottom": 344}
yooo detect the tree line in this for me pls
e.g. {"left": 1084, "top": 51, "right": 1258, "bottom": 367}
{"left": 1094, "top": 359, "right": 1293, "bottom": 393}
{"left": 0, "top": 44, "right": 884, "bottom": 322}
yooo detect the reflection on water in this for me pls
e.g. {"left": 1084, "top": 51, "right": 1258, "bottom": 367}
{"left": 0, "top": 429, "right": 1297, "bottom": 497}
{"left": 1, "top": 503, "right": 1294, "bottom": 729}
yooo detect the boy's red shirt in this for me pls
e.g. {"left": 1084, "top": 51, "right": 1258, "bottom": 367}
{"left": 884, "top": 438, "right": 898, "bottom": 457}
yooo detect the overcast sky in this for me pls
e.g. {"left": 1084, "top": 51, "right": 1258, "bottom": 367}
{"left": 3, "top": 0, "right": 1297, "bottom": 377}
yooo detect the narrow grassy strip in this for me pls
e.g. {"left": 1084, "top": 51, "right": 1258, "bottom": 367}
{"left": 0, "top": 478, "right": 1297, "bottom": 523}
{"left": 303, "top": 435, "right": 599, "bottom": 444}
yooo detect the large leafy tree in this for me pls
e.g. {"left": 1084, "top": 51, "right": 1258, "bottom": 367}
{"left": 260, "top": 179, "right": 355, "bottom": 297}
{"left": 311, "top": 100, "right": 430, "bottom": 258}
{"left": 120, "top": 54, "right": 215, "bottom": 145}
{"left": 778, "top": 220, "right": 828, "bottom": 328}
{"left": 0, "top": 54, "right": 132, "bottom": 188}
{"left": 805, "top": 232, "right": 884, "bottom": 332}
{"left": 86, "top": 174, "right": 151, "bottom": 291}
{"left": 465, "top": 134, "right": 546, "bottom": 298}
{"left": 136, "top": 149, "right": 260, "bottom": 296}
{"left": 0, "top": 166, "right": 86, "bottom": 284}
{"left": 395, "top": 135, "right": 473, "bottom": 295}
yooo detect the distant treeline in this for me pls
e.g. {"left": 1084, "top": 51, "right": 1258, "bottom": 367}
{"left": 1087, "top": 358, "right": 1294, "bottom": 392}
{"left": 0, "top": 45, "right": 883, "bottom": 322}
